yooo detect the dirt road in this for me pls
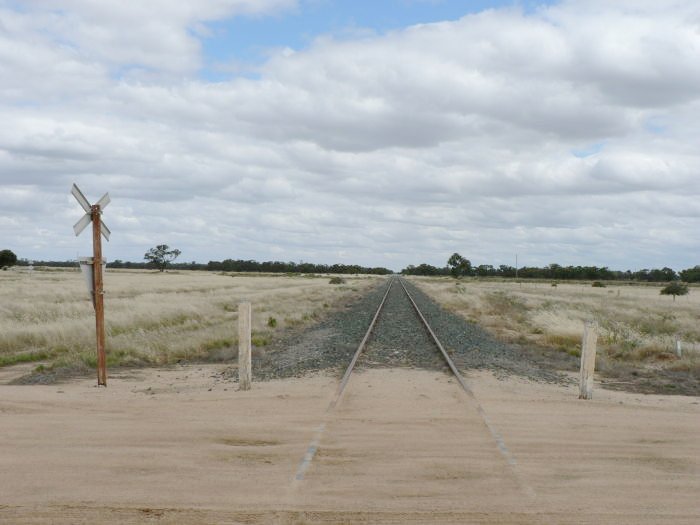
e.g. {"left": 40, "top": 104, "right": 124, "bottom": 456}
{"left": 1, "top": 365, "right": 698, "bottom": 524}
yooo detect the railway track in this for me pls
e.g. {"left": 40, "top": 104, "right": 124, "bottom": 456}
{"left": 293, "top": 276, "right": 533, "bottom": 496}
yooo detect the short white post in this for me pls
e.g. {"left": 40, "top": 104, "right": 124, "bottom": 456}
{"left": 238, "top": 302, "right": 252, "bottom": 391}
{"left": 675, "top": 338, "right": 682, "bottom": 358}
{"left": 579, "top": 321, "right": 598, "bottom": 400}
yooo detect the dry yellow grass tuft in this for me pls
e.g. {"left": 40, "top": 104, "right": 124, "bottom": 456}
{"left": 409, "top": 276, "right": 700, "bottom": 375}
{"left": 0, "top": 268, "right": 379, "bottom": 375}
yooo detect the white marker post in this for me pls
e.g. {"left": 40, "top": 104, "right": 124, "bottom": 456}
{"left": 72, "top": 184, "right": 111, "bottom": 387}
{"left": 579, "top": 321, "right": 598, "bottom": 400}
{"left": 238, "top": 303, "right": 252, "bottom": 390}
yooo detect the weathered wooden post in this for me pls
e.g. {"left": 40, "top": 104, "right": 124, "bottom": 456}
{"left": 91, "top": 204, "right": 107, "bottom": 386}
{"left": 72, "top": 184, "right": 111, "bottom": 387}
{"left": 238, "top": 302, "right": 252, "bottom": 390}
{"left": 675, "top": 337, "right": 683, "bottom": 358}
{"left": 579, "top": 321, "right": 598, "bottom": 399}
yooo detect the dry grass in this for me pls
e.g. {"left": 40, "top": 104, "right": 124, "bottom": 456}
{"left": 410, "top": 277, "right": 700, "bottom": 375}
{"left": 0, "top": 267, "right": 380, "bottom": 375}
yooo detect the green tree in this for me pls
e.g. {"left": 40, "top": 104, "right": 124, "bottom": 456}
{"left": 648, "top": 267, "right": 677, "bottom": 282}
{"left": 679, "top": 266, "right": 700, "bottom": 283}
{"left": 447, "top": 253, "right": 472, "bottom": 278}
{"left": 475, "top": 264, "right": 495, "bottom": 277}
{"left": 144, "top": 245, "right": 181, "bottom": 272}
{"left": 660, "top": 282, "right": 689, "bottom": 301}
{"left": 0, "top": 249, "right": 18, "bottom": 268}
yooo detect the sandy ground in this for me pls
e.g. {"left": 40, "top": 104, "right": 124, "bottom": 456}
{"left": 1, "top": 364, "right": 698, "bottom": 524}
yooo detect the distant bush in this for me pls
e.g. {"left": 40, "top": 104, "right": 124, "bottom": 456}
{"left": 329, "top": 277, "right": 345, "bottom": 284}
{"left": 592, "top": 281, "right": 606, "bottom": 288}
{"left": 0, "top": 249, "right": 17, "bottom": 268}
{"left": 267, "top": 316, "right": 277, "bottom": 328}
{"left": 660, "top": 282, "right": 689, "bottom": 301}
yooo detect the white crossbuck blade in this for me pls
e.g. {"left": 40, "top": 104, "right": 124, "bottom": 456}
{"left": 100, "top": 220, "right": 111, "bottom": 240}
{"left": 73, "top": 213, "right": 92, "bottom": 236}
{"left": 73, "top": 215, "right": 111, "bottom": 241}
{"left": 71, "top": 183, "right": 111, "bottom": 240}
{"left": 96, "top": 192, "right": 110, "bottom": 209}
{"left": 71, "top": 184, "right": 91, "bottom": 213}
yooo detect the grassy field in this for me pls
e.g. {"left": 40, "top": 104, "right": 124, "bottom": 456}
{"left": 3, "top": 268, "right": 698, "bottom": 392}
{"left": 410, "top": 276, "right": 700, "bottom": 391}
{"left": 0, "top": 267, "right": 380, "bottom": 379}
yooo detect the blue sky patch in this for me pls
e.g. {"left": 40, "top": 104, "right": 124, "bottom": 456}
{"left": 644, "top": 117, "right": 668, "bottom": 135}
{"left": 572, "top": 142, "right": 606, "bottom": 158}
{"left": 199, "top": 0, "right": 557, "bottom": 81}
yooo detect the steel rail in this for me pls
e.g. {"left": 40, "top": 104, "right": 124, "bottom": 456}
{"left": 329, "top": 277, "right": 396, "bottom": 410}
{"left": 397, "top": 277, "right": 535, "bottom": 497}
{"left": 396, "top": 278, "right": 472, "bottom": 394}
{"left": 293, "top": 277, "right": 395, "bottom": 481}
{"left": 294, "top": 276, "right": 533, "bottom": 498}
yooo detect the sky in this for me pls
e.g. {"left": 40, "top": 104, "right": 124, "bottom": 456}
{"left": 1, "top": 0, "right": 699, "bottom": 272}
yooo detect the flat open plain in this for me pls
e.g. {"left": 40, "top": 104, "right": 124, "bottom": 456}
{"left": 1, "top": 272, "right": 699, "bottom": 523}
{"left": 1, "top": 364, "right": 698, "bottom": 524}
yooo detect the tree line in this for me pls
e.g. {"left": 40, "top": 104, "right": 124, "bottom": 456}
{"left": 112, "top": 258, "right": 391, "bottom": 275}
{"left": 3, "top": 246, "right": 698, "bottom": 282}
{"left": 4, "top": 254, "right": 391, "bottom": 275}
{"left": 203, "top": 259, "right": 391, "bottom": 275}
{"left": 403, "top": 254, "right": 700, "bottom": 283}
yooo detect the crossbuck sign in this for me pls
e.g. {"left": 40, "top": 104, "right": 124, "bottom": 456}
{"left": 72, "top": 183, "right": 110, "bottom": 386}
{"left": 72, "top": 184, "right": 111, "bottom": 239}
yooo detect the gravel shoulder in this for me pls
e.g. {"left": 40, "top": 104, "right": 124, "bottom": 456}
{"left": 245, "top": 279, "right": 392, "bottom": 381}
{"left": 401, "top": 279, "right": 571, "bottom": 383}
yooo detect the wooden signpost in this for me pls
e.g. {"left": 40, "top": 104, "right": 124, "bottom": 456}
{"left": 238, "top": 303, "right": 252, "bottom": 390}
{"left": 72, "top": 184, "right": 111, "bottom": 386}
{"left": 579, "top": 321, "right": 598, "bottom": 399}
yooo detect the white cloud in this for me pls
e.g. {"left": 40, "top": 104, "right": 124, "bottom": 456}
{"left": 9, "top": 0, "right": 297, "bottom": 76}
{"left": 0, "top": 1, "right": 699, "bottom": 270}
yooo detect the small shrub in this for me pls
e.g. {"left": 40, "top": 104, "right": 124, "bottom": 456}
{"left": 546, "top": 333, "right": 581, "bottom": 354}
{"left": 267, "top": 316, "right": 277, "bottom": 328}
{"left": 0, "top": 351, "right": 49, "bottom": 367}
{"left": 302, "top": 311, "right": 319, "bottom": 321}
{"left": 251, "top": 334, "right": 270, "bottom": 347}
{"left": 329, "top": 276, "right": 345, "bottom": 284}
{"left": 635, "top": 313, "right": 677, "bottom": 336}
{"left": 485, "top": 291, "right": 529, "bottom": 321}
{"left": 629, "top": 344, "right": 675, "bottom": 362}
{"left": 660, "top": 282, "right": 689, "bottom": 301}
{"left": 200, "top": 338, "right": 233, "bottom": 351}
{"left": 592, "top": 281, "right": 606, "bottom": 288}
{"left": 551, "top": 282, "right": 557, "bottom": 287}
{"left": 80, "top": 352, "right": 98, "bottom": 368}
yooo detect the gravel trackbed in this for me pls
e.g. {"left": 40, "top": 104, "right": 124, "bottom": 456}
{"left": 247, "top": 277, "right": 571, "bottom": 384}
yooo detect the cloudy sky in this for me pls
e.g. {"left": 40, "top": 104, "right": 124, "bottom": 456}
{"left": 1, "top": 0, "right": 699, "bottom": 271}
